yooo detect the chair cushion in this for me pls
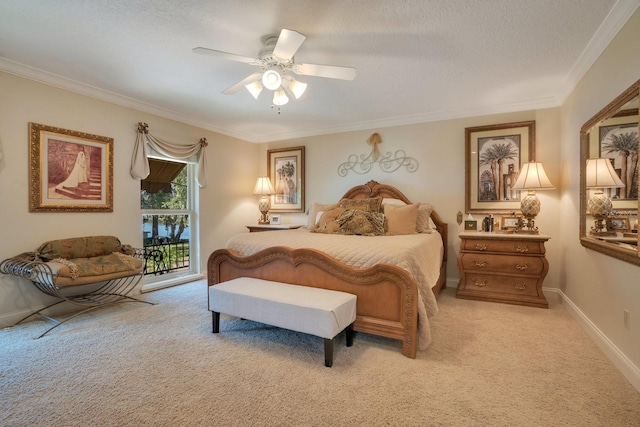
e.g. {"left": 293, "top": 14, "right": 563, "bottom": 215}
{"left": 48, "top": 252, "right": 143, "bottom": 287}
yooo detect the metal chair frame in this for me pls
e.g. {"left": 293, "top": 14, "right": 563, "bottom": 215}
{"left": 0, "top": 248, "right": 156, "bottom": 338}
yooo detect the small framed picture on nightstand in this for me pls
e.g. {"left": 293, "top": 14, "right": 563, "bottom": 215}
{"left": 464, "top": 220, "right": 477, "bottom": 231}
{"left": 270, "top": 214, "right": 281, "bottom": 225}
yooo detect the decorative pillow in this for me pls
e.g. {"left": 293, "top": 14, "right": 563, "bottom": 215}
{"left": 338, "top": 196, "right": 383, "bottom": 213}
{"left": 382, "top": 198, "right": 406, "bottom": 206}
{"left": 36, "top": 236, "right": 122, "bottom": 260}
{"left": 307, "top": 202, "right": 339, "bottom": 228}
{"left": 384, "top": 203, "right": 419, "bottom": 235}
{"left": 416, "top": 203, "right": 434, "bottom": 233}
{"left": 311, "top": 207, "right": 346, "bottom": 234}
{"left": 336, "top": 209, "right": 385, "bottom": 236}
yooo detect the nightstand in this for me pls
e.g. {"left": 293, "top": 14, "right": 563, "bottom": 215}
{"left": 246, "top": 225, "right": 303, "bottom": 232}
{"left": 456, "top": 231, "right": 549, "bottom": 308}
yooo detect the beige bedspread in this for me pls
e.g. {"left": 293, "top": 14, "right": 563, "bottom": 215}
{"left": 225, "top": 228, "right": 443, "bottom": 350}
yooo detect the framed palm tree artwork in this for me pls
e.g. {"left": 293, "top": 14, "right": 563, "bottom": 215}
{"left": 584, "top": 105, "right": 638, "bottom": 215}
{"left": 465, "top": 121, "right": 535, "bottom": 214}
{"left": 598, "top": 120, "right": 638, "bottom": 205}
{"left": 267, "top": 146, "right": 305, "bottom": 213}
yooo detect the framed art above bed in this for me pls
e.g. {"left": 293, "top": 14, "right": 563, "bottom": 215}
{"left": 267, "top": 146, "right": 305, "bottom": 213}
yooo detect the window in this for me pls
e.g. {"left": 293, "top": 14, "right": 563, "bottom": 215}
{"left": 141, "top": 158, "right": 199, "bottom": 288}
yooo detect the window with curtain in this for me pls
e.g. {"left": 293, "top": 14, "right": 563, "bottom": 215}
{"left": 141, "top": 157, "right": 198, "bottom": 283}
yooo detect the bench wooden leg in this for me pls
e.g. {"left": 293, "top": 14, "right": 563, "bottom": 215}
{"left": 324, "top": 338, "right": 333, "bottom": 367}
{"left": 212, "top": 311, "right": 220, "bottom": 333}
{"left": 346, "top": 322, "right": 354, "bottom": 347}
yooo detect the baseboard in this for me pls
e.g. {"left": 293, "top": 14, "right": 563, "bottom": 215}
{"left": 141, "top": 273, "right": 204, "bottom": 293}
{"left": 445, "top": 277, "right": 459, "bottom": 290}
{"left": 0, "top": 306, "right": 41, "bottom": 329}
{"left": 0, "top": 301, "right": 75, "bottom": 329}
{"left": 545, "top": 288, "right": 640, "bottom": 393}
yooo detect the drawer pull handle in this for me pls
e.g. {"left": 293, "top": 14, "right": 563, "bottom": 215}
{"left": 473, "top": 279, "right": 487, "bottom": 287}
{"left": 515, "top": 246, "right": 529, "bottom": 253}
{"left": 474, "top": 260, "right": 487, "bottom": 268}
{"left": 475, "top": 244, "right": 487, "bottom": 251}
{"left": 514, "top": 283, "right": 527, "bottom": 291}
{"left": 515, "top": 263, "right": 528, "bottom": 271}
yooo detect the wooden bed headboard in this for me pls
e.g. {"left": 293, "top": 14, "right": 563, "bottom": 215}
{"left": 340, "top": 180, "right": 448, "bottom": 263}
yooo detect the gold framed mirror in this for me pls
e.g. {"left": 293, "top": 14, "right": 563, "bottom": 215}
{"left": 579, "top": 79, "right": 639, "bottom": 265}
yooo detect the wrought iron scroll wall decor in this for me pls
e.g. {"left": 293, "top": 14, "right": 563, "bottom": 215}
{"left": 337, "top": 133, "right": 418, "bottom": 176}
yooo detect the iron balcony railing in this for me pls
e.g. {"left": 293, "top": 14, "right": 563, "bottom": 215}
{"left": 143, "top": 241, "right": 190, "bottom": 276}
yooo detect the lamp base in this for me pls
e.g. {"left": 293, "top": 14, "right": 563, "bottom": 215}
{"left": 258, "top": 196, "right": 271, "bottom": 224}
{"left": 515, "top": 192, "right": 541, "bottom": 234}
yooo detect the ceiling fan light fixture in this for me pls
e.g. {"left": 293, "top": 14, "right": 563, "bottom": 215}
{"left": 245, "top": 80, "right": 263, "bottom": 99}
{"left": 289, "top": 78, "right": 307, "bottom": 99}
{"left": 272, "top": 88, "right": 289, "bottom": 106}
{"left": 262, "top": 69, "right": 282, "bottom": 90}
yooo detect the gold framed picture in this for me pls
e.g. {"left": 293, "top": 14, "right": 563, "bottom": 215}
{"left": 607, "top": 216, "right": 631, "bottom": 232}
{"left": 500, "top": 215, "right": 522, "bottom": 230}
{"left": 267, "top": 146, "right": 305, "bottom": 213}
{"left": 465, "top": 121, "right": 535, "bottom": 214}
{"left": 29, "top": 122, "right": 114, "bottom": 212}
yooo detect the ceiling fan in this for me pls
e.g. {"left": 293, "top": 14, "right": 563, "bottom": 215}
{"left": 193, "top": 29, "right": 356, "bottom": 107}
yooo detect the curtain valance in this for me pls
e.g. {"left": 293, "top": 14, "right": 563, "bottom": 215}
{"left": 130, "top": 122, "right": 208, "bottom": 187}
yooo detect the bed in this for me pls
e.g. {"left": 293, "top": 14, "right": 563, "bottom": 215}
{"left": 207, "top": 181, "right": 448, "bottom": 358}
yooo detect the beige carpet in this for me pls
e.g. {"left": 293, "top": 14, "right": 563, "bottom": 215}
{"left": 1, "top": 280, "right": 639, "bottom": 426}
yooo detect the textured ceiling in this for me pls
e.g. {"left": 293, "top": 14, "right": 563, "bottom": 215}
{"left": 1, "top": 0, "right": 638, "bottom": 142}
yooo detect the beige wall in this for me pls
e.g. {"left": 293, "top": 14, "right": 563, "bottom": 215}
{"left": 263, "top": 109, "right": 562, "bottom": 290}
{"left": 0, "top": 72, "right": 259, "bottom": 325}
{"left": 559, "top": 9, "right": 640, "bottom": 379}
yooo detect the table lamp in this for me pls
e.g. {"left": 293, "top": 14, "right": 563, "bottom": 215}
{"left": 253, "top": 177, "right": 276, "bottom": 224}
{"left": 511, "top": 161, "right": 555, "bottom": 234}
{"left": 585, "top": 158, "right": 625, "bottom": 235}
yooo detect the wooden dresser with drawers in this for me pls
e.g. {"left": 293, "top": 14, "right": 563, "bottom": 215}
{"left": 457, "top": 231, "right": 549, "bottom": 308}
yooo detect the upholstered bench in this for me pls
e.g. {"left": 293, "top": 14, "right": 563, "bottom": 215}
{"left": 0, "top": 235, "right": 154, "bottom": 337}
{"left": 209, "top": 277, "right": 357, "bottom": 367}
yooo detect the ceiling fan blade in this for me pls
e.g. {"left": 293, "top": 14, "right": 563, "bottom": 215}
{"left": 292, "top": 63, "right": 356, "bottom": 80}
{"left": 192, "top": 47, "right": 259, "bottom": 65}
{"left": 222, "top": 72, "right": 263, "bottom": 94}
{"left": 272, "top": 29, "right": 306, "bottom": 61}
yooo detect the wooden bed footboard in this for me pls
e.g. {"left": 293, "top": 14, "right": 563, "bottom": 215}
{"left": 208, "top": 246, "right": 420, "bottom": 358}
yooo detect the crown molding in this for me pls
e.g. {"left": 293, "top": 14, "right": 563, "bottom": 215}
{"left": 556, "top": 0, "right": 640, "bottom": 104}
{"left": 0, "top": 58, "right": 251, "bottom": 141}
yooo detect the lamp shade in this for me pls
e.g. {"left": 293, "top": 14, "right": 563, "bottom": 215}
{"left": 272, "top": 88, "right": 289, "bottom": 106}
{"left": 289, "top": 78, "right": 308, "bottom": 99}
{"left": 512, "top": 161, "right": 555, "bottom": 190}
{"left": 245, "top": 80, "right": 263, "bottom": 99}
{"left": 585, "top": 158, "right": 625, "bottom": 188}
{"left": 253, "top": 177, "right": 275, "bottom": 195}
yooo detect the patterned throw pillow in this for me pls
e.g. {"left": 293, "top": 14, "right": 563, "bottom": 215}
{"left": 338, "top": 196, "right": 383, "bottom": 213}
{"left": 37, "top": 236, "right": 122, "bottom": 260}
{"left": 336, "top": 209, "right": 385, "bottom": 236}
